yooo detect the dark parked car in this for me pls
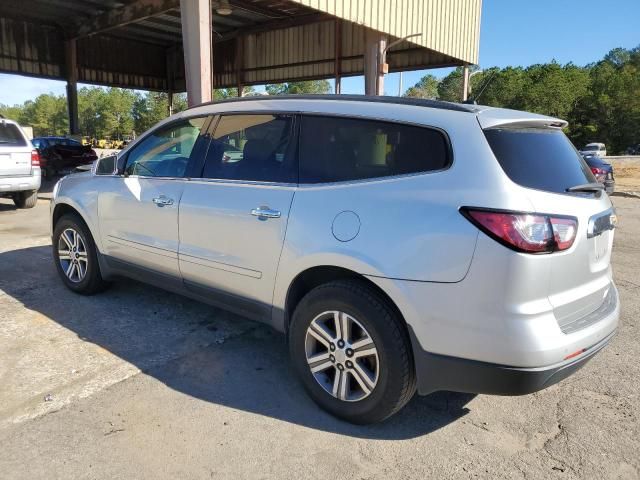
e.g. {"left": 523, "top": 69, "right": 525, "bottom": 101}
{"left": 582, "top": 153, "right": 615, "bottom": 194}
{"left": 31, "top": 137, "right": 97, "bottom": 178}
{"left": 625, "top": 144, "right": 640, "bottom": 155}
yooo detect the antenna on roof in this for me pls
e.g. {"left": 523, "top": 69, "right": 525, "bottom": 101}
{"left": 464, "top": 70, "right": 496, "bottom": 104}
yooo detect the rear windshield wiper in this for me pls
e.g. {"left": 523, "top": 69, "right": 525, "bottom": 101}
{"left": 566, "top": 182, "right": 605, "bottom": 193}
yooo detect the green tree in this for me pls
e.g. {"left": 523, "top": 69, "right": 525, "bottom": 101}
{"left": 100, "top": 88, "right": 136, "bottom": 139}
{"left": 265, "top": 80, "right": 331, "bottom": 95}
{"left": 78, "top": 87, "right": 108, "bottom": 138}
{"left": 404, "top": 74, "right": 438, "bottom": 99}
{"left": 213, "top": 86, "right": 255, "bottom": 99}
{"left": 20, "top": 94, "right": 68, "bottom": 136}
{"left": 0, "top": 104, "right": 25, "bottom": 122}
{"left": 132, "top": 92, "right": 169, "bottom": 135}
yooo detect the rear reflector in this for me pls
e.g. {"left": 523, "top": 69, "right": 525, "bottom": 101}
{"left": 564, "top": 348, "right": 586, "bottom": 360}
{"left": 31, "top": 149, "right": 40, "bottom": 167}
{"left": 461, "top": 208, "right": 578, "bottom": 254}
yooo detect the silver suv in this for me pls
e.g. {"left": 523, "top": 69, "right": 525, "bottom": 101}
{"left": 50, "top": 96, "right": 619, "bottom": 424}
{"left": 0, "top": 118, "right": 41, "bottom": 208}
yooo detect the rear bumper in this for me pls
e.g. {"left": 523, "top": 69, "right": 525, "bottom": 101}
{"left": 604, "top": 180, "right": 615, "bottom": 194}
{"left": 0, "top": 170, "right": 41, "bottom": 194}
{"left": 410, "top": 329, "right": 615, "bottom": 396}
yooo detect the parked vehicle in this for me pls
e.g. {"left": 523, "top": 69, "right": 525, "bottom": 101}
{"left": 50, "top": 96, "right": 619, "bottom": 424}
{"left": 0, "top": 117, "right": 40, "bottom": 208}
{"left": 625, "top": 144, "right": 640, "bottom": 155}
{"left": 32, "top": 136, "right": 98, "bottom": 178}
{"left": 580, "top": 142, "right": 607, "bottom": 157}
{"left": 582, "top": 153, "right": 615, "bottom": 194}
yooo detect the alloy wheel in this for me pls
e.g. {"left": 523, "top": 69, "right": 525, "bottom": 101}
{"left": 57, "top": 228, "right": 88, "bottom": 283}
{"left": 304, "top": 310, "right": 379, "bottom": 402}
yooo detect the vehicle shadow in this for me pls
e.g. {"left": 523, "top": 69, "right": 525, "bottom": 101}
{"left": 0, "top": 201, "right": 18, "bottom": 212}
{"left": 0, "top": 245, "right": 476, "bottom": 440}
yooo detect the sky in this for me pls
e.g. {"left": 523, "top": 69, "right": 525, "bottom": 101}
{"left": 0, "top": 0, "right": 638, "bottom": 105}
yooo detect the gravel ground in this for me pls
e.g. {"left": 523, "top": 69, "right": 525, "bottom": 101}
{"left": 0, "top": 187, "right": 638, "bottom": 480}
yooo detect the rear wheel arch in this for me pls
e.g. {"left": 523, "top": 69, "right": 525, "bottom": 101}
{"left": 284, "top": 266, "right": 408, "bottom": 336}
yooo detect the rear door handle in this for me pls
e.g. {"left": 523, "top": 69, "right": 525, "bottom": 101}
{"left": 251, "top": 206, "right": 281, "bottom": 219}
{"left": 152, "top": 196, "right": 174, "bottom": 207}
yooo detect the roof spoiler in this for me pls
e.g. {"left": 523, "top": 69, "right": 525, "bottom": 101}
{"left": 477, "top": 111, "right": 567, "bottom": 130}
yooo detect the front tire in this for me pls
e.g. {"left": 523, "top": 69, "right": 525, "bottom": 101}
{"left": 13, "top": 190, "right": 38, "bottom": 209}
{"left": 52, "top": 213, "right": 110, "bottom": 295}
{"left": 289, "top": 279, "right": 416, "bottom": 424}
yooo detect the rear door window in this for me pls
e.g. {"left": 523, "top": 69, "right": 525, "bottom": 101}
{"left": 298, "top": 115, "right": 450, "bottom": 184}
{"left": 0, "top": 123, "right": 27, "bottom": 147}
{"left": 484, "top": 128, "right": 595, "bottom": 194}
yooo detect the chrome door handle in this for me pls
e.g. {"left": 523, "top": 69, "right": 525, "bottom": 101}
{"left": 251, "top": 206, "right": 281, "bottom": 219}
{"left": 152, "top": 196, "right": 174, "bottom": 207}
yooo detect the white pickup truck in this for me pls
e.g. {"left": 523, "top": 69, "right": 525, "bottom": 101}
{"left": 0, "top": 118, "right": 41, "bottom": 208}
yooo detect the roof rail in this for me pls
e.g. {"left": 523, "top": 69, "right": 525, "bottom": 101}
{"left": 188, "top": 94, "right": 480, "bottom": 114}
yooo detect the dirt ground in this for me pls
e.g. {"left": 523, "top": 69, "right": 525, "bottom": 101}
{"left": 0, "top": 181, "right": 638, "bottom": 479}
{"left": 611, "top": 158, "right": 640, "bottom": 193}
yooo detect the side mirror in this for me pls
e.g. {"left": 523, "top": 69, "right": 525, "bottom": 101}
{"left": 94, "top": 154, "right": 118, "bottom": 175}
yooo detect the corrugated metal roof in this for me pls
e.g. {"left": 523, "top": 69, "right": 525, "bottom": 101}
{"left": 0, "top": 0, "right": 482, "bottom": 91}
{"left": 293, "top": 0, "right": 482, "bottom": 65}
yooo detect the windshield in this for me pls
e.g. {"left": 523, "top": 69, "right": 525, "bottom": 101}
{"left": 485, "top": 128, "right": 596, "bottom": 194}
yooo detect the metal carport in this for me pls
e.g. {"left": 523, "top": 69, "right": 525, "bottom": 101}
{"left": 0, "top": 0, "right": 482, "bottom": 133}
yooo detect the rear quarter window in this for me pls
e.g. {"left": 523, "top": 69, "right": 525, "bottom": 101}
{"left": 299, "top": 115, "right": 450, "bottom": 184}
{"left": 484, "top": 128, "right": 595, "bottom": 194}
{"left": 0, "top": 123, "right": 27, "bottom": 147}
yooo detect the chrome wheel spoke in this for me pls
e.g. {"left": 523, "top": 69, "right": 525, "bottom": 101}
{"left": 60, "top": 231, "right": 74, "bottom": 250}
{"left": 65, "top": 260, "right": 75, "bottom": 278}
{"left": 351, "top": 362, "right": 376, "bottom": 392}
{"left": 308, "top": 322, "right": 333, "bottom": 347}
{"left": 77, "top": 260, "right": 86, "bottom": 279}
{"left": 334, "top": 311, "right": 350, "bottom": 342}
{"left": 307, "top": 351, "right": 330, "bottom": 367}
{"left": 353, "top": 346, "right": 377, "bottom": 359}
{"left": 58, "top": 250, "right": 71, "bottom": 260}
{"left": 351, "top": 337, "right": 373, "bottom": 350}
{"left": 310, "top": 360, "right": 334, "bottom": 373}
{"left": 332, "top": 370, "right": 349, "bottom": 400}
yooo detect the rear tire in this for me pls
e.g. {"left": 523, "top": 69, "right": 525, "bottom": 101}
{"left": 289, "top": 279, "right": 416, "bottom": 424}
{"left": 13, "top": 190, "right": 38, "bottom": 209}
{"left": 52, "top": 213, "right": 110, "bottom": 295}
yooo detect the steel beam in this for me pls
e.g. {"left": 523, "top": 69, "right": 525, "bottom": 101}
{"left": 65, "top": 39, "right": 79, "bottom": 135}
{"left": 461, "top": 64, "right": 470, "bottom": 101}
{"left": 75, "top": 0, "right": 180, "bottom": 39}
{"left": 180, "top": 0, "right": 212, "bottom": 106}
{"left": 334, "top": 19, "right": 341, "bottom": 94}
{"left": 364, "top": 29, "right": 386, "bottom": 96}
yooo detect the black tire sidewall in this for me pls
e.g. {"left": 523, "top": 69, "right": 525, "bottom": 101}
{"left": 13, "top": 190, "right": 37, "bottom": 209}
{"left": 289, "top": 281, "right": 414, "bottom": 424}
{"left": 52, "top": 214, "right": 103, "bottom": 294}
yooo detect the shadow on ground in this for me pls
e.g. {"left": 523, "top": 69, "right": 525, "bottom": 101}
{"left": 0, "top": 245, "right": 475, "bottom": 440}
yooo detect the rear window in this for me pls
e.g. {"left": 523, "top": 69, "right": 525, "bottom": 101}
{"left": 0, "top": 123, "right": 27, "bottom": 147}
{"left": 484, "top": 128, "right": 595, "bottom": 194}
{"left": 299, "top": 115, "right": 450, "bottom": 184}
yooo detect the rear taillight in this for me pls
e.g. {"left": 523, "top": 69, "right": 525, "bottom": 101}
{"left": 591, "top": 167, "right": 607, "bottom": 182}
{"left": 461, "top": 208, "right": 577, "bottom": 254}
{"left": 31, "top": 149, "right": 40, "bottom": 167}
